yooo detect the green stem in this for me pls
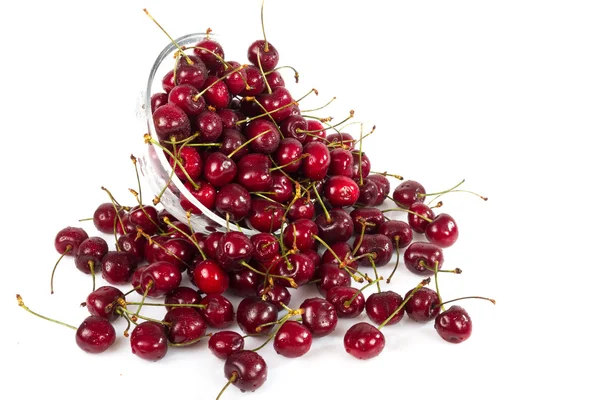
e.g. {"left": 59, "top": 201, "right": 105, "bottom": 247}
{"left": 16, "top": 295, "right": 77, "bottom": 330}
{"left": 377, "top": 278, "right": 431, "bottom": 330}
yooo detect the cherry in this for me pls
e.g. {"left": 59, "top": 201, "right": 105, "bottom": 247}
{"left": 223, "top": 350, "right": 268, "bottom": 393}
{"left": 216, "top": 231, "right": 253, "bottom": 273}
{"left": 350, "top": 207, "right": 384, "bottom": 234}
{"left": 300, "top": 297, "right": 338, "bottom": 337}
{"left": 328, "top": 148, "right": 354, "bottom": 177}
{"left": 199, "top": 294, "right": 235, "bottom": 329}
{"left": 194, "top": 109, "right": 223, "bottom": 143}
{"left": 315, "top": 208, "right": 354, "bottom": 244}
{"left": 164, "top": 220, "right": 192, "bottom": 239}
{"left": 153, "top": 103, "right": 191, "bottom": 142}
{"left": 352, "top": 234, "right": 393, "bottom": 267}
{"left": 193, "top": 259, "right": 229, "bottom": 295}
{"left": 202, "top": 75, "right": 230, "bottom": 110}
{"left": 305, "top": 120, "right": 326, "bottom": 143}
{"left": 265, "top": 70, "right": 285, "bottom": 89}
{"left": 236, "top": 153, "right": 273, "bottom": 192}
{"left": 250, "top": 233, "right": 280, "bottom": 262}
{"left": 302, "top": 142, "right": 331, "bottom": 181}
{"left": 408, "top": 202, "right": 434, "bottom": 233}
{"left": 273, "top": 138, "right": 303, "bottom": 173}
{"left": 164, "top": 306, "right": 207, "bottom": 345}
{"left": 240, "top": 65, "right": 266, "bottom": 96}
{"left": 435, "top": 305, "right": 472, "bottom": 343}
{"left": 140, "top": 261, "right": 182, "bottom": 298}
{"left": 169, "top": 147, "right": 202, "bottom": 182}
{"left": 115, "top": 213, "right": 137, "bottom": 235}
{"left": 204, "top": 232, "right": 224, "bottom": 260}
{"left": 321, "top": 241, "right": 356, "bottom": 269}
{"left": 272, "top": 253, "right": 315, "bottom": 287}
{"left": 316, "top": 264, "right": 351, "bottom": 297}
{"left": 393, "top": 180, "right": 426, "bottom": 209}
{"left": 218, "top": 61, "right": 248, "bottom": 95}
{"left": 244, "top": 119, "right": 281, "bottom": 154}
{"left": 344, "top": 322, "right": 385, "bottom": 360}
{"left": 75, "top": 316, "right": 116, "bottom": 354}
{"left": 287, "top": 198, "right": 315, "bottom": 221}
{"left": 143, "top": 235, "right": 168, "bottom": 263}
{"left": 86, "top": 286, "right": 123, "bottom": 322}
{"left": 54, "top": 226, "right": 88, "bottom": 254}
{"left": 164, "top": 286, "right": 202, "bottom": 311}
{"left": 131, "top": 266, "right": 146, "bottom": 295}
{"left": 248, "top": 39, "right": 279, "bottom": 71}
{"left": 217, "top": 108, "right": 244, "bottom": 131}
{"left": 326, "top": 132, "right": 355, "bottom": 149}
{"left": 167, "top": 84, "right": 206, "bottom": 116}
{"left": 129, "top": 205, "right": 160, "bottom": 236}
{"left": 246, "top": 199, "right": 285, "bottom": 233}
{"left": 162, "top": 61, "right": 208, "bottom": 91}
{"left": 303, "top": 249, "right": 321, "bottom": 269}
{"left": 365, "top": 291, "right": 404, "bottom": 326}
{"left": 209, "top": 330, "right": 245, "bottom": 360}
{"left": 266, "top": 171, "right": 293, "bottom": 203}
{"left": 228, "top": 268, "right": 261, "bottom": 297}
{"left": 101, "top": 251, "right": 137, "bottom": 285}
{"left": 282, "top": 218, "right": 318, "bottom": 252}
{"left": 93, "top": 204, "right": 122, "bottom": 234}
{"left": 351, "top": 151, "right": 371, "bottom": 180}
{"left": 257, "top": 282, "right": 291, "bottom": 311}
{"left": 117, "top": 232, "right": 146, "bottom": 263}
{"left": 280, "top": 115, "right": 308, "bottom": 143}
{"left": 425, "top": 213, "right": 459, "bottom": 248}
{"left": 75, "top": 237, "right": 109, "bottom": 274}
{"left": 378, "top": 220, "right": 413, "bottom": 249}
{"left": 150, "top": 92, "right": 168, "bottom": 113}
{"left": 256, "top": 87, "right": 294, "bottom": 123}
{"left": 215, "top": 183, "right": 252, "bottom": 221}
{"left": 274, "top": 320, "right": 312, "bottom": 358}
{"left": 154, "top": 238, "right": 196, "bottom": 272}
{"left": 404, "top": 242, "right": 444, "bottom": 276}
{"left": 193, "top": 36, "right": 225, "bottom": 70}
{"left": 203, "top": 152, "right": 238, "bottom": 187}
{"left": 180, "top": 180, "right": 217, "bottom": 214}
{"left": 366, "top": 174, "right": 390, "bottom": 197}
{"left": 130, "top": 321, "right": 168, "bottom": 361}
{"left": 236, "top": 296, "right": 278, "bottom": 335}
{"left": 357, "top": 179, "right": 381, "bottom": 206}
{"left": 324, "top": 175, "right": 360, "bottom": 207}
{"left": 326, "top": 286, "right": 365, "bottom": 319}
{"left": 404, "top": 287, "right": 441, "bottom": 322}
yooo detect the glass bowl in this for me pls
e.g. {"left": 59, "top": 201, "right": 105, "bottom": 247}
{"left": 138, "top": 32, "right": 258, "bottom": 235}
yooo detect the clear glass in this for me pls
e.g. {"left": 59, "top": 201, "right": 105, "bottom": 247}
{"left": 138, "top": 33, "right": 257, "bottom": 235}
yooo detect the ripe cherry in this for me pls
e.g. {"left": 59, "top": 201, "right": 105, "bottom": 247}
{"left": 316, "top": 264, "right": 351, "bottom": 297}
{"left": 54, "top": 226, "right": 88, "bottom": 254}
{"left": 257, "top": 282, "right": 291, "bottom": 311}
{"left": 282, "top": 218, "right": 318, "bottom": 252}
{"left": 167, "top": 84, "right": 206, "bottom": 116}
{"left": 150, "top": 92, "right": 168, "bottom": 113}
{"left": 273, "top": 138, "right": 304, "bottom": 173}
{"left": 300, "top": 297, "right": 338, "bottom": 337}
{"left": 101, "top": 251, "right": 137, "bottom": 285}
{"left": 315, "top": 208, "right": 354, "bottom": 244}
{"left": 352, "top": 234, "right": 393, "bottom": 267}
{"left": 139, "top": 261, "right": 182, "bottom": 298}
{"left": 256, "top": 87, "right": 294, "bottom": 123}
{"left": 324, "top": 175, "right": 360, "bottom": 207}
{"left": 280, "top": 115, "right": 308, "bottom": 143}
{"left": 223, "top": 350, "right": 268, "bottom": 393}
{"left": 247, "top": 198, "right": 285, "bottom": 232}
{"left": 267, "top": 171, "right": 293, "bottom": 203}
{"left": 350, "top": 207, "right": 384, "bottom": 234}
{"left": 425, "top": 213, "right": 459, "bottom": 248}
{"left": 86, "top": 286, "right": 123, "bottom": 322}
{"left": 404, "top": 242, "right": 444, "bottom": 276}
{"left": 365, "top": 291, "right": 404, "bottom": 326}
{"left": 164, "top": 286, "right": 202, "bottom": 311}
{"left": 435, "top": 305, "right": 472, "bottom": 343}
{"left": 117, "top": 233, "right": 146, "bottom": 263}
{"left": 393, "top": 180, "right": 426, "bottom": 209}
{"left": 130, "top": 321, "right": 168, "bottom": 361}
{"left": 326, "top": 286, "right": 365, "bottom": 319}
{"left": 404, "top": 287, "right": 441, "bottom": 322}
{"left": 287, "top": 198, "right": 315, "bottom": 221}
{"left": 248, "top": 40, "right": 279, "bottom": 71}
{"left": 180, "top": 180, "right": 217, "bottom": 215}
{"left": 193, "top": 259, "right": 229, "bottom": 294}
{"left": 153, "top": 103, "right": 191, "bottom": 142}
{"left": 93, "top": 204, "right": 122, "bottom": 234}
{"left": 164, "top": 306, "right": 207, "bottom": 345}
{"left": 272, "top": 253, "right": 315, "bottom": 287}
{"left": 215, "top": 183, "right": 252, "bottom": 222}
{"left": 274, "top": 320, "right": 312, "bottom": 358}
{"left": 344, "top": 322, "right": 385, "bottom": 360}
{"left": 204, "top": 152, "right": 238, "bottom": 187}
{"left": 199, "top": 294, "right": 235, "bottom": 329}
{"left": 378, "top": 220, "right": 413, "bottom": 248}
{"left": 216, "top": 231, "right": 253, "bottom": 273}
{"left": 328, "top": 148, "right": 354, "bottom": 177}
{"left": 128, "top": 205, "right": 160, "bottom": 236}
{"left": 75, "top": 316, "right": 116, "bottom": 354}
{"left": 236, "top": 296, "right": 278, "bottom": 335}
{"left": 303, "top": 142, "right": 331, "bottom": 181}
{"left": 228, "top": 269, "right": 261, "bottom": 297}
{"left": 209, "top": 330, "right": 245, "bottom": 360}
{"left": 193, "top": 37, "right": 225, "bottom": 71}
{"left": 75, "top": 237, "right": 109, "bottom": 274}
{"left": 169, "top": 147, "right": 203, "bottom": 181}
{"left": 408, "top": 202, "right": 434, "bottom": 233}
{"left": 194, "top": 109, "right": 223, "bottom": 143}
{"left": 244, "top": 119, "right": 281, "bottom": 154}
{"left": 236, "top": 153, "right": 273, "bottom": 192}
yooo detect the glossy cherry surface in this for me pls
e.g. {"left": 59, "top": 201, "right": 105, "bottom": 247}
{"left": 75, "top": 316, "right": 116, "bottom": 354}
{"left": 435, "top": 305, "right": 472, "bottom": 343}
{"left": 224, "top": 350, "right": 268, "bottom": 393}
{"left": 365, "top": 291, "right": 404, "bottom": 326}
{"left": 425, "top": 213, "right": 459, "bottom": 248}
{"left": 404, "top": 287, "right": 441, "bottom": 322}
{"left": 344, "top": 322, "right": 385, "bottom": 360}
{"left": 404, "top": 242, "right": 444, "bottom": 276}
{"left": 209, "top": 330, "right": 245, "bottom": 360}
{"left": 300, "top": 297, "right": 338, "bottom": 337}
{"left": 199, "top": 294, "right": 235, "bottom": 329}
{"left": 274, "top": 321, "right": 312, "bottom": 358}
{"left": 130, "top": 321, "right": 168, "bottom": 361}
{"left": 236, "top": 296, "right": 278, "bottom": 335}
{"left": 86, "top": 286, "right": 123, "bottom": 322}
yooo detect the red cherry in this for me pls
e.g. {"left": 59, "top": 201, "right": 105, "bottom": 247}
{"left": 130, "top": 321, "right": 168, "bottom": 361}
{"left": 274, "top": 320, "right": 312, "bottom": 358}
{"left": 435, "top": 305, "right": 472, "bottom": 343}
{"left": 344, "top": 322, "right": 385, "bottom": 360}
{"left": 75, "top": 316, "right": 116, "bottom": 354}
{"left": 324, "top": 176, "right": 360, "bottom": 207}
{"left": 425, "top": 213, "right": 459, "bottom": 248}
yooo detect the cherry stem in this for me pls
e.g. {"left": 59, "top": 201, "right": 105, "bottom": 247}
{"left": 358, "top": 123, "right": 364, "bottom": 186}
{"left": 50, "top": 245, "right": 72, "bottom": 295}
{"left": 352, "top": 222, "right": 367, "bottom": 256}
{"left": 380, "top": 206, "right": 433, "bottom": 223}
{"left": 117, "top": 306, "right": 169, "bottom": 326}
{"left": 130, "top": 154, "right": 143, "bottom": 204}
{"left": 344, "top": 277, "right": 383, "bottom": 308}
{"left": 377, "top": 278, "right": 431, "bottom": 330}
{"left": 269, "top": 154, "right": 309, "bottom": 172}
{"left": 301, "top": 96, "right": 336, "bottom": 113}
{"left": 420, "top": 260, "right": 462, "bottom": 274}
{"left": 78, "top": 217, "right": 93, "bottom": 222}
{"left": 194, "top": 64, "right": 247, "bottom": 101}
{"left": 88, "top": 260, "right": 96, "bottom": 293}
{"left": 256, "top": 46, "right": 272, "bottom": 94}
{"left": 299, "top": 110, "right": 354, "bottom": 135}
{"left": 369, "top": 256, "right": 381, "bottom": 293}
{"left": 16, "top": 294, "right": 77, "bottom": 330}
{"left": 268, "top": 65, "right": 299, "bottom": 83}
{"left": 434, "top": 296, "right": 497, "bottom": 309}
{"left": 143, "top": 9, "right": 193, "bottom": 65}
{"left": 126, "top": 302, "right": 207, "bottom": 309}
{"left": 311, "top": 235, "right": 341, "bottom": 264}
{"left": 227, "top": 129, "right": 270, "bottom": 159}
{"left": 147, "top": 135, "right": 200, "bottom": 190}
{"left": 371, "top": 171, "right": 403, "bottom": 181}
{"left": 101, "top": 186, "right": 128, "bottom": 245}
{"left": 134, "top": 281, "right": 152, "bottom": 319}
{"left": 240, "top": 261, "right": 298, "bottom": 288}
{"left": 311, "top": 182, "right": 331, "bottom": 222}
{"left": 216, "top": 373, "right": 238, "bottom": 400}
{"left": 386, "top": 240, "right": 401, "bottom": 283}
{"left": 169, "top": 333, "right": 213, "bottom": 347}
{"left": 251, "top": 313, "right": 292, "bottom": 352}
{"left": 163, "top": 216, "right": 207, "bottom": 260}
{"left": 419, "top": 179, "right": 465, "bottom": 199}
{"left": 260, "top": 0, "right": 269, "bottom": 51}
{"left": 432, "top": 261, "right": 444, "bottom": 312}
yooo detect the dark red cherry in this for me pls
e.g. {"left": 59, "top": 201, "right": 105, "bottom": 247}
{"left": 302, "top": 142, "right": 331, "bottom": 181}
{"left": 404, "top": 287, "right": 441, "bottom": 322}
{"left": 324, "top": 175, "right": 360, "bottom": 207}
{"left": 164, "top": 306, "right": 207, "bottom": 345}
{"left": 287, "top": 198, "right": 315, "bottom": 221}
{"left": 209, "top": 330, "right": 244, "bottom": 360}
{"left": 300, "top": 297, "right": 338, "bottom": 337}
{"left": 93, "top": 204, "right": 122, "bottom": 234}
{"left": 219, "top": 130, "right": 251, "bottom": 162}
{"left": 326, "top": 286, "right": 365, "bottom": 319}
{"left": 204, "top": 232, "right": 224, "bottom": 260}
{"left": 265, "top": 70, "right": 285, "bottom": 89}
{"left": 150, "top": 92, "right": 168, "bottom": 113}
{"left": 218, "top": 61, "right": 248, "bottom": 95}
{"left": 328, "top": 148, "right": 354, "bottom": 177}
{"left": 305, "top": 120, "right": 326, "bottom": 143}
{"left": 217, "top": 108, "right": 244, "bottom": 131}
{"left": 228, "top": 268, "right": 261, "bottom": 297}
{"left": 204, "top": 151, "right": 237, "bottom": 188}
{"left": 55, "top": 226, "right": 88, "bottom": 254}
{"left": 280, "top": 115, "right": 308, "bottom": 143}
{"left": 256, "top": 87, "right": 294, "bottom": 123}
{"left": 250, "top": 233, "right": 280, "bottom": 262}
{"left": 282, "top": 219, "right": 318, "bottom": 252}
{"left": 425, "top": 213, "right": 459, "bottom": 248}
{"left": 236, "top": 153, "right": 273, "bottom": 192}
{"left": 164, "top": 221, "right": 192, "bottom": 240}
{"left": 321, "top": 241, "right": 356, "bottom": 269}
{"left": 130, "top": 321, "right": 168, "bottom": 361}
{"left": 153, "top": 103, "right": 191, "bottom": 142}
{"left": 257, "top": 282, "right": 291, "bottom": 311}
{"left": 326, "top": 132, "right": 355, "bottom": 149}
{"left": 365, "top": 291, "right": 404, "bottom": 326}
{"left": 75, "top": 316, "right": 116, "bottom": 354}
{"left": 352, "top": 234, "right": 394, "bottom": 267}
{"left": 266, "top": 171, "right": 293, "bottom": 203}
{"left": 246, "top": 199, "right": 285, "bottom": 233}
{"left": 140, "top": 261, "right": 182, "bottom": 298}
{"left": 393, "top": 180, "right": 426, "bottom": 209}
{"left": 408, "top": 202, "right": 434, "bottom": 233}
{"left": 86, "top": 286, "right": 123, "bottom": 322}
{"left": 358, "top": 179, "right": 382, "bottom": 207}
{"left": 101, "top": 251, "right": 137, "bottom": 285}
{"left": 180, "top": 180, "right": 217, "bottom": 214}
{"left": 236, "top": 296, "right": 278, "bottom": 335}
{"left": 164, "top": 286, "right": 202, "bottom": 311}
{"left": 240, "top": 65, "right": 266, "bottom": 96}
{"left": 248, "top": 40, "right": 279, "bottom": 71}
{"left": 273, "top": 137, "right": 303, "bottom": 173}
{"left": 117, "top": 233, "right": 145, "bottom": 263}
{"left": 193, "top": 37, "right": 225, "bottom": 71}
{"left": 215, "top": 183, "right": 252, "bottom": 221}
{"left": 131, "top": 266, "right": 146, "bottom": 295}
{"left": 75, "top": 237, "right": 108, "bottom": 274}
{"left": 378, "top": 220, "right": 413, "bottom": 249}
{"left": 435, "top": 305, "right": 472, "bottom": 343}
{"left": 168, "top": 84, "right": 206, "bottom": 116}
{"left": 153, "top": 238, "right": 195, "bottom": 272}
{"left": 194, "top": 109, "right": 223, "bottom": 143}
{"left": 303, "top": 250, "right": 321, "bottom": 269}
{"left": 143, "top": 236, "right": 168, "bottom": 263}
{"left": 216, "top": 231, "right": 253, "bottom": 273}
{"left": 244, "top": 119, "right": 281, "bottom": 154}
{"left": 115, "top": 213, "right": 136, "bottom": 236}
{"left": 193, "top": 259, "right": 229, "bottom": 294}
{"left": 272, "top": 253, "right": 315, "bottom": 287}
{"left": 366, "top": 174, "right": 390, "bottom": 196}
{"left": 274, "top": 321, "right": 312, "bottom": 358}
{"left": 404, "top": 242, "right": 444, "bottom": 275}
{"left": 128, "top": 205, "right": 160, "bottom": 236}
{"left": 199, "top": 294, "right": 235, "bottom": 329}
{"left": 344, "top": 322, "right": 385, "bottom": 360}
{"left": 224, "top": 350, "right": 268, "bottom": 393}
{"left": 350, "top": 207, "right": 384, "bottom": 234}
{"left": 315, "top": 208, "right": 354, "bottom": 244}
{"left": 351, "top": 152, "right": 371, "bottom": 180}
{"left": 162, "top": 61, "right": 208, "bottom": 91}
{"left": 316, "top": 263, "right": 351, "bottom": 297}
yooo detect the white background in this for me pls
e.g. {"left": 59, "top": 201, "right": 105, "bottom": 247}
{"left": 2, "top": 1, "right": 599, "bottom": 399}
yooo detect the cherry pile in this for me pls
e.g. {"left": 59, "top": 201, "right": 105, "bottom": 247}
{"left": 17, "top": 4, "right": 495, "bottom": 399}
